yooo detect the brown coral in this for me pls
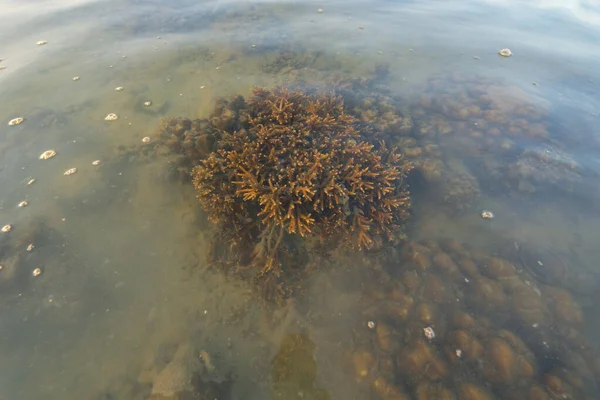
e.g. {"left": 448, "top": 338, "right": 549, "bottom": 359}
{"left": 191, "top": 87, "right": 412, "bottom": 289}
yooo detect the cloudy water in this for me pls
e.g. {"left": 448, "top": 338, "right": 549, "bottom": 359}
{"left": 1, "top": 0, "right": 600, "bottom": 399}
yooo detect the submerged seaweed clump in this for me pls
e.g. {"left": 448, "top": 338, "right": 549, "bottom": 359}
{"left": 193, "top": 87, "right": 411, "bottom": 246}
{"left": 192, "top": 88, "right": 412, "bottom": 280}
{"left": 140, "top": 78, "right": 415, "bottom": 301}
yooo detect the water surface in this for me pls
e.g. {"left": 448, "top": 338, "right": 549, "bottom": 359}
{"left": 1, "top": 0, "right": 600, "bottom": 399}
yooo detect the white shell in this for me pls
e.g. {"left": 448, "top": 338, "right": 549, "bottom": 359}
{"left": 498, "top": 48, "right": 512, "bottom": 57}
{"left": 481, "top": 210, "right": 495, "bottom": 219}
{"left": 92, "top": 160, "right": 101, "bottom": 166}
{"left": 26, "top": 244, "right": 35, "bottom": 252}
{"left": 1, "top": 224, "right": 12, "bottom": 233}
{"left": 27, "top": 178, "right": 36, "bottom": 185}
{"left": 115, "top": 86, "right": 124, "bottom": 92}
{"left": 143, "top": 101, "right": 152, "bottom": 107}
{"left": 423, "top": 326, "right": 436, "bottom": 340}
{"left": 36, "top": 40, "right": 47, "bottom": 45}
{"left": 39, "top": 150, "right": 57, "bottom": 160}
{"left": 73, "top": 76, "right": 80, "bottom": 81}
{"left": 32, "top": 268, "right": 42, "bottom": 277}
{"left": 142, "top": 136, "right": 151, "bottom": 143}
{"left": 18, "top": 201, "right": 28, "bottom": 208}
{"left": 8, "top": 117, "right": 24, "bottom": 126}
{"left": 105, "top": 113, "right": 118, "bottom": 121}
{"left": 63, "top": 168, "right": 77, "bottom": 176}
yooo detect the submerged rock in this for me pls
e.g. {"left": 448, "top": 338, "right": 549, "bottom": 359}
{"left": 150, "top": 343, "right": 200, "bottom": 397}
{"left": 506, "top": 143, "right": 581, "bottom": 193}
{"left": 146, "top": 342, "right": 231, "bottom": 400}
{"left": 271, "top": 333, "right": 331, "bottom": 400}
{"left": 435, "top": 159, "right": 481, "bottom": 213}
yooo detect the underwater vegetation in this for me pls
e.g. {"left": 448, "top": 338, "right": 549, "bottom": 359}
{"left": 138, "top": 66, "right": 597, "bottom": 300}
{"left": 351, "top": 238, "right": 600, "bottom": 400}
{"left": 404, "top": 73, "right": 588, "bottom": 202}
{"left": 191, "top": 87, "right": 412, "bottom": 249}
{"left": 140, "top": 68, "right": 595, "bottom": 301}
{"left": 150, "top": 83, "right": 412, "bottom": 301}
{"left": 123, "top": 60, "right": 600, "bottom": 398}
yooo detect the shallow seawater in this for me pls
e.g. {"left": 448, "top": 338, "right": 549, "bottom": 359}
{"left": 1, "top": 0, "right": 600, "bottom": 399}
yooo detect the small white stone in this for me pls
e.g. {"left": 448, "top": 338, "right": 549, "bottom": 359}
{"left": 115, "top": 86, "right": 124, "bottom": 91}
{"left": 27, "top": 178, "right": 36, "bottom": 185}
{"left": 73, "top": 76, "right": 80, "bottom": 81}
{"left": 142, "top": 136, "right": 151, "bottom": 143}
{"left": 498, "top": 48, "right": 512, "bottom": 57}
{"left": 63, "top": 168, "right": 77, "bottom": 176}
{"left": 105, "top": 113, "right": 118, "bottom": 121}
{"left": 39, "top": 150, "right": 57, "bottom": 160}
{"left": 18, "top": 201, "right": 28, "bottom": 208}
{"left": 455, "top": 349, "right": 462, "bottom": 358}
{"left": 143, "top": 101, "right": 152, "bottom": 107}
{"left": 423, "top": 326, "right": 435, "bottom": 340}
{"left": 8, "top": 117, "right": 24, "bottom": 126}
{"left": 317, "top": 8, "right": 323, "bottom": 13}
{"left": 481, "top": 210, "right": 494, "bottom": 219}
{"left": 36, "top": 40, "right": 47, "bottom": 45}
{"left": 92, "top": 160, "right": 101, "bottom": 166}
{"left": 200, "top": 85, "right": 206, "bottom": 89}
{"left": 367, "top": 321, "right": 376, "bottom": 329}
{"left": 1, "top": 224, "right": 12, "bottom": 233}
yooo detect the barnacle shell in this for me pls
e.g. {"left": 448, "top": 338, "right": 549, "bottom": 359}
{"left": 39, "top": 150, "right": 57, "bottom": 160}
{"left": 8, "top": 117, "right": 24, "bottom": 126}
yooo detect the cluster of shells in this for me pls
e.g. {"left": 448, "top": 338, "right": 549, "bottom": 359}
{"left": 350, "top": 238, "right": 599, "bottom": 399}
{"left": 0, "top": 220, "right": 46, "bottom": 286}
